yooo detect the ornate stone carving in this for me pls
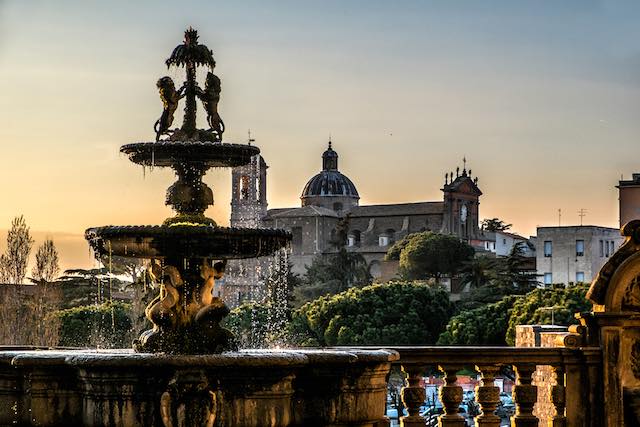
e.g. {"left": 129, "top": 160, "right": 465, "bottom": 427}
{"left": 160, "top": 371, "right": 217, "bottom": 427}
{"left": 587, "top": 220, "right": 640, "bottom": 307}
{"left": 134, "top": 259, "right": 237, "bottom": 354}
{"left": 623, "top": 275, "right": 640, "bottom": 311}
{"left": 631, "top": 339, "right": 640, "bottom": 380}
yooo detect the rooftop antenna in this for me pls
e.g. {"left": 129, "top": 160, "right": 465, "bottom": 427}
{"left": 247, "top": 129, "right": 255, "bottom": 145}
{"left": 578, "top": 208, "right": 588, "bottom": 226}
{"left": 558, "top": 209, "right": 562, "bottom": 226}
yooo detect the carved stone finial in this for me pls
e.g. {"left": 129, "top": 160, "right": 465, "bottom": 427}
{"left": 456, "top": 166, "right": 459, "bottom": 177}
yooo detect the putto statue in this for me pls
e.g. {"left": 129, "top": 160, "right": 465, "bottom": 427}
{"left": 154, "top": 27, "right": 225, "bottom": 142}
{"left": 154, "top": 76, "right": 183, "bottom": 141}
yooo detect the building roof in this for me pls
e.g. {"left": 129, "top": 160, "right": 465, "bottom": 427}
{"left": 536, "top": 225, "right": 620, "bottom": 232}
{"left": 266, "top": 205, "right": 340, "bottom": 219}
{"left": 617, "top": 173, "right": 640, "bottom": 188}
{"left": 443, "top": 170, "right": 482, "bottom": 196}
{"left": 301, "top": 170, "right": 359, "bottom": 199}
{"left": 347, "top": 201, "right": 444, "bottom": 217}
{"left": 496, "top": 231, "right": 529, "bottom": 241}
{"left": 300, "top": 142, "right": 360, "bottom": 200}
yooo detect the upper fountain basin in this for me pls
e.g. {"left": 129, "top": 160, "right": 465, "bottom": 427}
{"left": 85, "top": 224, "right": 291, "bottom": 259}
{"left": 121, "top": 141, "right": 260, "bottom": 168}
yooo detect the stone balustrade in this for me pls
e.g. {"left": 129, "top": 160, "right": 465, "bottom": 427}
{"left": 345, "top": 346, "right": 602, "bottom": 427}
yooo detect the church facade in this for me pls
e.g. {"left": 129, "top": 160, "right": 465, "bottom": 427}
{"left": 222, "top": 142, "right": 484, "bottom": 306}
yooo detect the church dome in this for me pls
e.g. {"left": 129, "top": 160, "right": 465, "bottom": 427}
{"left": 301, "top": 142, "right": 359, "bottom": 210}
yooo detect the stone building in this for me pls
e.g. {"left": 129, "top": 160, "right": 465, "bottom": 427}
{"left": 222, "top": 142, "right": 484, "bottom": 306}
{"left": 618, "top": 173, "right": 640, "bottom": 228}
{"left": 535, "top": 225, "right": 623, "bottom": 286}
{"left": 481, "top": 230, "right": 536, "bottom": 257}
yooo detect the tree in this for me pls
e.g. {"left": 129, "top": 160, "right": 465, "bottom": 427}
{"left": 225, "top": 302, "right": 271, "bottom": 348}
{"left": 57, "top": 267, "right": 128, "bottom": 308}
{"left": 438, "top": 284, "right": 592, "bottom": 346}
{"left": 105, "top": 256, "right": 147, "bottom": 285}
{"left": 296, "top": 249, "right": 371, "bottom": 304}
{"left": 398, "top": 232, "right": 475, "bottom": 280}
{"left": 481, "top": 218, "right": 512, "bottom": 232}
{"left": 459, "top": 255, "right": 498, "bottom": 289}
{"left": 495, "top": 242, "right": 538, "bottom": 292}
{"left": 0, "top": 215, "right": 34, "bottom": 284}
{"left": 28, "top": 238, "right": 62, "bottom": 347}
{"left": 289, "top": 281, "right": 455, "bottom": 346}
{"left": 31, "top": 238, "right": 60, "bottom": 283}
{"left": 437, "top": 296, "right": 517, "bottom": 346}
{"left": 385, "top": 233, "right": 418, "bottom": 261}
{"left": 459, "top": 242, "right": 538, "bottom": 309}
{"left": 505, "top": 284, "right": 591, "bottom": 345}
{"left": 295, "top": 216, "right": 371, "bottom": 304}
{"left": 55, "top": 301, "right": 133, "bottom": 348}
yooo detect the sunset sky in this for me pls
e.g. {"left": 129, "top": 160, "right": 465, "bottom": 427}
{"left": 1, "top": 0, "right": 639, "bottom": 271}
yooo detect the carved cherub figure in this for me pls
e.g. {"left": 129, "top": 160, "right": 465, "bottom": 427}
{"left": 199, "top": 71, "right": 225, "bottom": 137}
{"left": 200, "top": 259, "right": 226, "bottom": 306}
{"left": 154, "top": 76, "right": 183, "bottom": 141}
{"left": 146, "top": 264, "right": 183, "bottom": 329}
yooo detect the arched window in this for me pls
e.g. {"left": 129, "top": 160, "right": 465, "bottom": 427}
{"left": 348, "top": 230, "right": 361, "bottom": 247}
{"left": 240, "top": 175, "right": 250, "bottom": 200}
{"left": 386, "top": 228, "right": 396, "bottom": 244}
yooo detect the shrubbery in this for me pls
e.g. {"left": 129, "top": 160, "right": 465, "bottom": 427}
{"left": 289, "top": 281, "right": 455, "bottom": 346}
{"left": 438, "top": 284, "right": 591, "bottom": 346}
{"left": 55, "top": 301, "right": 133, "bottom": 348}
{"left": 437, "top": 296, "right": 517, "bottom": 346}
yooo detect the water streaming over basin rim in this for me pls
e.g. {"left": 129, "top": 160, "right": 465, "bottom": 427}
{"left": 120, "top": 141, "right": 260, "bottom": 168}
{"left": 0, "top": 348, "right": 399, "bottom": 368}
{"left": 85, "top": 224, "right": 292, "bottom": 259}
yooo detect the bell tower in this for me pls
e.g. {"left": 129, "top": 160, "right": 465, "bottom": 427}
{"left": 441, "top": 159, "right": 482, "bottom": 241}
{"left": 230, "top": 153, "right": 268, "bottom": 227}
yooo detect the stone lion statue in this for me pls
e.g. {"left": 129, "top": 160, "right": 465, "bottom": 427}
{"left": 154, "top": 76, "right": 183, "bottom": 141}
{"left": 199, "top": 71, "right": 225, "bottom": 137}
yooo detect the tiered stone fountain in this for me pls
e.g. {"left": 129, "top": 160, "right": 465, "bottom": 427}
{"left": 0, "top": 29, "right": 396, "bottom": 426}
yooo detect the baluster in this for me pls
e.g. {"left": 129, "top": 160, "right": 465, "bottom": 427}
{"left": 474, "top": 364, "right": 501, "bottom": 427}
{"left": 550, "top": 365, "right": 566, "bottom": 427}
{"left": 438, "top": 364, "right": 465, "bottom": 427}
{"left": 400, "top": 364, "right": 426, "bottom": 427}
{"left": 512, "top": 364, "right": 538, "bottom": 427}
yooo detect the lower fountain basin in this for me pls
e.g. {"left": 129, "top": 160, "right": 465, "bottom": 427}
{"left": 85, "top": 225, "right": 291, "bottom": 259}
{"left": 0, "top": 347, "right": 396, "bottom": 427}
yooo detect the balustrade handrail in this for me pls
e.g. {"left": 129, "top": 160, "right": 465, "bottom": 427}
{"left": 335, "top": 345, "right": 602, "bottom": 426}
{"left": 337, "top": 345, "right": 601, "bottom": 366}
